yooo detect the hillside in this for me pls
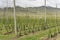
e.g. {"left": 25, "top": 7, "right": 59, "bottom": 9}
{"left": 0, "top": 6, "right": 60, "bottom": 14}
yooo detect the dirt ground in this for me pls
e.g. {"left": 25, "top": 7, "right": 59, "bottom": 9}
{"left": 40, "top": 34, "right": 60, "bottom": 40}
{"left": 49, "top": 34, "right": 60, "bottom": 40}
{"left": 56, "top": 34, "right": 60, "bottom": 40}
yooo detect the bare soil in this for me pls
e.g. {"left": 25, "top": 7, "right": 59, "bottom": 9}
{"left": 40, "top": 34, "right": 60, "bottom": 40}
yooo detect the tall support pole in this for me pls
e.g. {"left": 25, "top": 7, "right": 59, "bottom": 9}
{"left": 54, "top": 4, "right": 57, "bottom": 32}
{"left": 46, "top": 0, "right": 51, "bottom": 38}
{"left": 54, "top": 4, "right": 58, "bottom": 40}
{"left": 44, "top": 0, "right": 46, "bottom": 24}
{"left": 13, "top": 0, "right": 17, "bottom": 36}
{"left": 56, "top": 4, "right": 58, "bottom": 34}
{"left": 44, "top": 0, "right": 46, "bottom": 30}
{"left": 6, "top": 0, "right": 8, "bottom": 24}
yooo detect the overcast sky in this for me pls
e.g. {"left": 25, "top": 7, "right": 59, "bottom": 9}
{"left": 0, "top": 0, "right": 60, "bottom": 8}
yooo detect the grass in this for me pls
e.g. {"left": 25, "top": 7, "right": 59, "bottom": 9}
{"left": 0, "top": 27, "right": 57, "bottom": 40}
{"left": 18, "top": 27, "right": 60, "bottom": 40}
{"left": 18, "top": 27, "right": 56, "bottom": 40}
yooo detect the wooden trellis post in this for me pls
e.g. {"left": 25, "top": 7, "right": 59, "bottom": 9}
{"left": 55, "top": 4, "right": 58, "bottom": 34}
{"left": 13, "top": 0, "right": 17, "bottom": 36}
{"left": 45, "top": 0, "right": 46, "bottom": 23}
{"left": 44, "top": 0, "right": 46, "bottom": 30}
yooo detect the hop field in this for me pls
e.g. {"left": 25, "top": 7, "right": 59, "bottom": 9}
{"left": 0, "top": 13, "right": 60, "bottom": 40}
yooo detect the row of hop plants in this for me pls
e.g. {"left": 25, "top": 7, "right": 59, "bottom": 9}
{"left": 47, "top": 18, "right": 60, "bottom": 39}
{"left": 16, "top": 16, "right": 45, "bottom": 36}
{"left": 0, "top": 17, "right": 14, "bottom": 35}
{"left": 0, "top": 16, "right": 60, "bottom": 38}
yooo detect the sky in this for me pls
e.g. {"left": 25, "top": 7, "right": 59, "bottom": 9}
{"left": 0, "top": 0, "right": 60, "bottom": 8}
